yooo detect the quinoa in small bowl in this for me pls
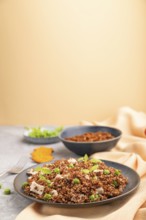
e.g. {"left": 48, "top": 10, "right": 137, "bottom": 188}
{"left": 59, "top": 125, "right": 122, "bottom": 156}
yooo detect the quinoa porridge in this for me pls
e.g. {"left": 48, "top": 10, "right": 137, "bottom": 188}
{"left": 22, "top": 155, "right": 128, "bottom": 204}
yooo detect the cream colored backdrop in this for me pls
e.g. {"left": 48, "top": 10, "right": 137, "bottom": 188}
{"left": 0, "top": 0, "right": 146, "bottom": 125}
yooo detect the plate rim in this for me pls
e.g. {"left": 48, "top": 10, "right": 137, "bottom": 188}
{"left": 23, "top": 136, "right": 60, "bottom": 144}
{"left": 14, "top": 159, "right": 140, "bottom": 207}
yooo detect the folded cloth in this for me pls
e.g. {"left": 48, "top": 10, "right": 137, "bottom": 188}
{"left": 81, "top": 106, "right": 146, "bottom": 160}
{"left": 81, "top": 106, "right": 146, "bottom": 137}
{"left": 16, "top": 152, "right": 146, "bottom": 220}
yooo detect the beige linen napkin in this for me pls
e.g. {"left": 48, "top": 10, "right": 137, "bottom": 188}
{"left": 16, "top": 152, "right": 146, "bottom": 220}
{"left": 81, "top": 106, "right": 146, "bottom": 160}
{"left": 16, "top": 107, "right": 146, "bottom": 220}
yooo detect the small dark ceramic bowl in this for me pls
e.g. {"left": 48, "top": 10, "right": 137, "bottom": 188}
{"left": 59, "top": 125, "right": 122, "bottom": 156}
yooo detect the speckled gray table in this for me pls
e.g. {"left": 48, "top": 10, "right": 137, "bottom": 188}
{"left": 0, "top": 126, "right": 78, "bottom": 220}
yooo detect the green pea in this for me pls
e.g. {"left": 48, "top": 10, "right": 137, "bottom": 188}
{"left": 46, "top": 179, "right": 51, "bottom": 184}
{"left": 54, "top": 168, "right": 60, "bottom": 174}
{"left": 43, "top": 193, "right": 52, "bottom": 200}
{"left": 4, "top": 188, "right": 11, "bottom": 195}
{"left": 114, "top": 169, "right": 121, "bottom": 176}
{"left": 89, "top": 194, "right": 95, "bottom": 201}
{"left": 46, "top": 180, "right": 52, "bottom": 187}
{"left": 93, "top": 176, "right": 98, "bottom": 180}
{"left": 73, "top": 178, "right": 80, "bottom": 184}
{"left": 89, "top": 194, "right": 99, "bottom": 201}
{"left": 95, "top": 194, "right": 99, "bottom": 199}
{"left": 68, "top": 163, "right": 74, "bottom": 168}
{"left": 103, "top": 169, "right": 110, "bottom": 175}
{"left": 22, "top": 182, "right": 29, "bottom": 188}
{"left": 113, "top": 180, "right": 119, "bottom": 187}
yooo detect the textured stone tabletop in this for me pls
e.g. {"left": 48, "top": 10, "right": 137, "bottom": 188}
{"left": 0, "top": 126, "right": 78, "bottom": 220}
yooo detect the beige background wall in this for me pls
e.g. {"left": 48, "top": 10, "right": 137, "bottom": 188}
{"left": 0, "top": 0, "right": 146, "bottom": 125}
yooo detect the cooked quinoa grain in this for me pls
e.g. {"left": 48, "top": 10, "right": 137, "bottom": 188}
{"left": 65, "top": 131, "right": 115, "bottom": 142}
{"left": 23, "top": 155, "right": 128, "bottom": 204}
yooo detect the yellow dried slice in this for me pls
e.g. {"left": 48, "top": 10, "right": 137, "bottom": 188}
{"left": 31, "top": 146, "right": 54, "bottom": 163}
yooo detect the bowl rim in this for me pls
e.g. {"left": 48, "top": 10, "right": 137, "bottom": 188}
{"left": 59, "top": 125, "right": 122, "bottom": 144}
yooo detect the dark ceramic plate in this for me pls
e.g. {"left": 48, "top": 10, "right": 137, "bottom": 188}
{"left": 14, "top": 160, "right": 140, "bottom": 207}
{"left": 23, "top": 129, "right": 60, "bottom": 144}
